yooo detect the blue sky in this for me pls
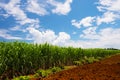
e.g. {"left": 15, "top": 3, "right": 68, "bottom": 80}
{"left": 0, "top": 0, "right": 120, "bottom": 48}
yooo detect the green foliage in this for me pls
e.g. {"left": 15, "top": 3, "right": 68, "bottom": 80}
{"left": 13, "top": 76, "right": 30, "bottom": 80}
{"left": 36, "top": 69, "right": 51, "bottom": 77}
{"left": 0, "top": 41, "right": 120, "bottom": 79}
{"left": 84, "top": 56, "right": 99, "bottom": 64}
{"left": 35, "top": 67, "right": 61, "bottom": 78}
{"left": 51, "top": 67, "right": 62, "bottom": 73}
{"left": 73, "top": 61, "right": 82, "bottom": 66}
{"left": 73, "top": 56, "right": 99, "bottom": 65}
{"left": 33, "top": 73, "right": 39, "bottom": 78}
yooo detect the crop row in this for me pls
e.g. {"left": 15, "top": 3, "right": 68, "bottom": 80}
{"left": 0, "top": 41, "right": 120, "bottom": 79}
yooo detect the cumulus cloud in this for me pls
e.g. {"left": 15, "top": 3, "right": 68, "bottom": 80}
{"left": 97, "top": 0, "right": 120, "bottom": 12}
{"left": 27, "top": 27, "right": 56, "bottom": 43}
{"left": 71, "top": 16, "right": 95, "bottom": 28}
{"left": 53, "top": 32, "right": 70, "bottom": 45}
{"left": 26, "top": 27, "right": 83, "bottom": 48}
{"left": 79, "top": 27, "right": 120, "bottom": 48}
{"left": 109, "top": 0, "right": 120, "bottom": 12}
{"left": 71, "top": 19, "right": 81, "bottom": 28}
{"left": 9, "top": 26, "right": 21, "bottom": 31}
{"left": 0, "top": 0, "right": 40, "bottom": 40}
{"left": 9, "top": 26, "right": 27, "bottom": 32}
{"left": 0, "top": 13, "right": 9, "bottom": 18}
{"left": 0, "top": 0, "right": 40, "bottom": 26}
{"left": 97, "top": 12, "right": 119, "bottom": 25}
{"left": 80, "top": 17, "right": 96, "bottom": 27}
{"left": 26, "top": 0, "right": 48, "bottom": 16}
{"left": 99, "top": 28, "right": 120, "bottom": 42}
{"left": 48, "top": 0, "right": 72, "bottom": 15}
{"left": 96, "top": 0, "right": 120, "bottom": 25}
{"left": 80, "top": 27, "right": 100, "bottom": 39}
{"left": 27, "top": 27, "right": 71, "bottom": 46}
{"left": 0, "top": 29, "right": 22, "bottom": 40}
{"left": 96, "top": 28, "right": 120, "bottom": 48}
{"left": 0, "top": 0, "right": 26, "bottom": 21}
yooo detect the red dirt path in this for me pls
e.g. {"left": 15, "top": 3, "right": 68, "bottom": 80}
{"left": 38, "top": 54, "right": 120, "bottom": 80}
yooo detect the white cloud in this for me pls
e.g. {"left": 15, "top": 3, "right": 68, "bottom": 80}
{"left": 19, "top": 18, "right": 40, "bottom": 26}
{"left": 0, "top": 29, "right": 22, "bottom": 40}
{"left": 0, "top": 0, "right": 41, "bottom": 40}
{"left": 26, "top": 26, "right": 120, "bottom": 49}
{"left": 96, "top": 0, "right": 120, "bottom": 25}
{"left": 0, "top": 0, "right": 40, "bottom": 26}
{"left": 79, "top": 27, "right": 120, "bottom": 48}
{"left": 99, "top": 28, "right": 120, "bottom": 41}
{"left": 71, "top": 19, "right": 81, "bottom": 28}
{"left": 80, "top": 27, "right": 100, "bottom": 39}
{"left": 9, "top": 26, "right": 21, "bottom": 31}
{"left": 26, "top": 0, "right": 48, "bottom": 16}
{"left": 62, "top": 40, "right": 83, "bottom": 48}
{"left": 97, "top": 0, "right": 113, "bottom": 12}
{"left": 0, "top": 13, "right": 9, "bottom": 18}
{"left": 53, "top": 32, "right": 70, "bottom": 45}
{"left": 48, "top": 0, "right": 72, "bottom": 15}
{"left": 109, "top": 0, "right": 120, "bottom": 12}
{"left": 96, "top": 28, "right": 120, "bottom": 48}
{"left": 27, "top": 27, "right": 70, "bottom": 46}
{"left": 97, "top": 0, "right": 120, "bottom": 12}
{"left": 97, "top": 12, "right": 119, "bottom": 25}
{"left": 27, "top": 27, "right": 56, "bottom": 44}
{"left": 26, "top": 27, "right": 83, "bottom": 48}
{"left": 80, "top": 17, "right": 96, "bottom": 27}
{"left": 9, "top": 26, "right": 27, "bottom": 32}
{"left": 0, "top": 0, "right": 26, "bottom": 22}
{"left": 71, "top": 16, "right": 95, "bottom": 28}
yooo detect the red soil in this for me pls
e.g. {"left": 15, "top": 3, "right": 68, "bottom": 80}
{"left": 37, "top": 54, "right": 120, "bottom": 80}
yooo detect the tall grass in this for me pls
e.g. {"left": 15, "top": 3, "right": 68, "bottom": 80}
{"left": 0, "top": 41, "right": 120, "bottom": 79}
